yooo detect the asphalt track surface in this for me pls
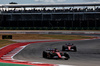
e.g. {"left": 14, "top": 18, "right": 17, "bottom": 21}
{"left": 13, "top": 33, "right": 100, "bottom": 66}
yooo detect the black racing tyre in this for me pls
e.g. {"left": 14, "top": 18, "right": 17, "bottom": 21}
{"left": 62, "top": 46, "right": 65, "bottom": 51}
{"left": 64, "top": 53, "right": 70, "bottom": 60}
{"left": 74, "top": 46, "right": 77, "bottom": 52}
{"left": 43, "top": 51, "right": 47, "bottom": 58}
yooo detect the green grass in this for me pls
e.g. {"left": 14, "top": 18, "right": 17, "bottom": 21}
{"left": 0, "top": 63, "right": 33, "bottom": 66}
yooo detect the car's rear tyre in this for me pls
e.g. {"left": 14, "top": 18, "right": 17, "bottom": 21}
{"left": 62, "top": 46, "right": 65, "bottom": 51}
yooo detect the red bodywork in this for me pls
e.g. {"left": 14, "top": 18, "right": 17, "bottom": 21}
{"left": 56, "top": 52, "right": 62, "bottom": 58}
{"left": 67, "top": 46, "right": 72, "bottom": 50}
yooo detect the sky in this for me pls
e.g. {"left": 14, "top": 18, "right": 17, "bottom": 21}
{"left": 0, "top": 0, "right": 99, "bottom": 4}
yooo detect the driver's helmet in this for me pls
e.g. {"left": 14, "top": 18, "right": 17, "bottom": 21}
{"left": 68, "top": 43, "right": 71, "bottom": 45}
{"left": 54, "top": 47, "right": 58, "bottom": 52}
{"left": 65, "top": 43, "right": 68, "bottom": 45}
{"left": 54, "top": 47, "right": 57, "bottom": 50}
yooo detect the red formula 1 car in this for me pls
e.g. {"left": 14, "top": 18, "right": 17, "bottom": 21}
{"left": 43, "top": 48, "right": 70, "bottom": 60}
{"left": 62, "top": 43, "right": 77, "bottom": 52}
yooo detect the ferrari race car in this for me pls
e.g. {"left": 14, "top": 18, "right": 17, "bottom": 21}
{"left": 62, "top": 43, "right": 77, "bottom": 52}
{"left": 43, "top": 48, "right": 70, "bottom": 60}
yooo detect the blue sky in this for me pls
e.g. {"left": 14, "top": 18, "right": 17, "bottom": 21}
{"left": 0, "top": 0, "right": 99, "bottom": 4}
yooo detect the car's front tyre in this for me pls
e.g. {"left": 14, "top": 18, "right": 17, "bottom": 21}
{"left": 43, "top": 51, "right": 47, "bottom": 58}
{"left": 64, "top": 53, "right": 70, "bottom": 60}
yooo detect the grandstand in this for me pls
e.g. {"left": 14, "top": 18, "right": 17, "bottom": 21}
{"left": 0, "top": 3, "right": 100, "bottom": 30}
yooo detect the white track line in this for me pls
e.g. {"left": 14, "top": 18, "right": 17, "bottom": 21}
{"left": 58, "top": 65, "right": 74, "bottom": 66}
